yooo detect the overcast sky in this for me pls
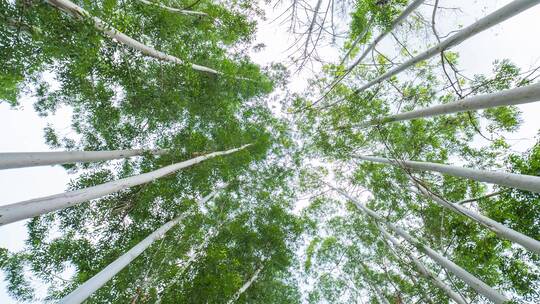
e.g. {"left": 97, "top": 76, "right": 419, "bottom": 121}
{"left": 1, "top": 0, "right": 540, "bottom": 302}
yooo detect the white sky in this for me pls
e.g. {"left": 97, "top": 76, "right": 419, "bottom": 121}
{"left": 1, "top": 0, "right": 540, "bottom": 302}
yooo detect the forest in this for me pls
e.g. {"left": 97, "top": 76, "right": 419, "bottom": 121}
{"left": 1, "top": 0, "right": 540, "bottom": 303}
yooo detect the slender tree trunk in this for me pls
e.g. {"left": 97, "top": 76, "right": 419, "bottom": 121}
{"left": 0, "top": 144, "right": 250, "bottom": 226}
{"left": 345, "top": 0, "right": 424, "bottom": 74}
{"left": 59, "top": 189, "right": 222, "bottom": 304}
{"left": 45, "top": 0, "right": 220, "bottom": 75}
{"left": 329, "top": 185, "right": 509, "bottom": 303}
{"left": 352, "top": 0, "right": 540, "bottom": 95}
{"left": 361, "top": 82, "right": 540, "bottom": 126}
{"left": 0, "top": 149, "right": 167, "bottom": 170}
{"left": 355, "top": 155, "right": 540, "bottom": 193}
{"left": 412, "top": 182, "right": 540, "bottom": 254}
{"left": 320, "top": 0, "right": 424, "bottom": 101}
{"left": 378, "top": 225, "right": 468, "bottom": 304}
{"left": 137, "top": 0, "right": 208, "bottom": 16}
{"left": 226, "top": 264, "right": 264, "bottom": 304}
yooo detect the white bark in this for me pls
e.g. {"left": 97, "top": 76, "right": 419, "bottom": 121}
{"left": 226, "top": 264, "right": 264, "bottom": 304}
{"left": 413, "top": 183, "right": 540, "bottom": 255}
{"left": 59, "top": 189, "right": 221, "bottom": 304}
{"left": 363, "top": 82, "right": 540, "bottom": 126}
{"left": 137, "top": 0, "right": 208, "bottom": 17}
{"left": 331, "top": 185, "right": 509, "bottom": 303}
{"left": 378, "top": 225, "right": 468, "bottom": 304}
{"left": 324, "top": 0, "right": 424, "bottom": 98}
{"left": 353, "top": 0, "right": 540, "bottom": 94}
{"left": 345, "top": 0, "right": 424, "bottom": 73}
{"left": 356, "top": 155, "right": 540, "bottom": 194}
{"left": 0, "top": 149, "right": 167, "bottom": 170}
{"left": 45, "top": 0, "right": 220, "bottom": 75}
{"left": 0, "top": 145, "right": 250, "bottom": 226}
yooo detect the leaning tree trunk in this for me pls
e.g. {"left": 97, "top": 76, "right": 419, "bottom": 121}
{"left": 361, "top": 82, "right": 540, "bottom": 127}
{"left": 137, "top": 0, "right": 208, "bottom": 16}
{"left": 0, "top": 149, "right": 167, "bottom": 170}
{"left": 0, "top": 144, "right": 250, "bottom": 225}
{"left": 412, "top": 181, "right": 540, "bottom": 254}
{"left": 330, "top": 185, "right": 509, "bottom": 303}
{"left": 322, "top": 0, "right": 424, "bottom": 101}
{"left": 351, "top": 0, "right": 540, "bottom": 95}
{"left": 226, "top": 264, "right": 265, "bottom": 304}
{"left": 378, "top": 225, "right": 468, "bottom": 304}
{"left": 355, "top": 155, "right": 540, "bottom": 194}
{"left": 45, "top": 0, "right": 220, "bottom": 75}
{"left": 59, "top": 189, "right": 222, "bottom": 304}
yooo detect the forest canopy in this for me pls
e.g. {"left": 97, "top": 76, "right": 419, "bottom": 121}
{"left": 1, "top": 0, "right": 540, "bottom": 303}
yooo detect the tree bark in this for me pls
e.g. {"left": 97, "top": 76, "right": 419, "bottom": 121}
{"left": 137, "top": 0, "right": 208, "bottom": 17}
{"left": 352, "top": 0, "right": 540, "bottom": 95}
{"left": 355, "top": 155, "right": 540, "bottom": 193}
{"left": 0, "top": 145, "right": 250, "bottom": 226}
{"left": 378, "top": 225, "right": 468, "bottom": 304}
{"left": 45, "top": 0, "right": 220, "bottom": 75}
{"left": 0, "top": 149, "right": 167, "bottom": 170}
{"left": 320, "top": 0, "right": 424, "bottom": 101}
{"left": 361, "top": 82, "right": 540, "bottom": 126}
{"left": 344, "top": 0, "right": 424, "bottom": 74}
{"left": 226, "top": 264, "right": 264, "bottom": 304}
{"left": 330, "top": 185, "right": 509, "bottom": 303}
{"left": 59, "top": 189, "right": 222, "bottom": 304}
{"left": 413, "top": 182, "right": 540, "bottom": 254}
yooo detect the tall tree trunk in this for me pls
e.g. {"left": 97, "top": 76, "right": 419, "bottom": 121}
{"left": 137, "top": 0, "right": 208, "bottom": 16}
{"left": 378, "top": 225, "right": 468, "bottom": 304}
{"left": 0, "top": 149, "right": 167, "bottom": 170}
{"left": 59, "top": 189, "right": 222, "bottom": 304}
{"left": 226, "top": 264, "right": 264, "bottom": 304}
{"left": 320, "top": 0, "right": 425, "bottom": 101}
{"left": 361, "top": 82, "right": 540, "bottom": 126}
{"left": 0, "top": 144, "right": 250, "bottom": 226}
{"left": 45, "top": 0, "right": 220, "bottom": 75}
{"left": 351, "top": 0, "right": 539, "bottom": 95}
{"left": 330, "top": 185, "right": 509, "bottom": 303}
{"left": 355, "top": 155, "right": 540, "bottom": 193}
{"left": 412, "top": 181, "right": 540, "bottom": 254}
{"left": 344, "top": 0, "right": 424, "bottom": 73}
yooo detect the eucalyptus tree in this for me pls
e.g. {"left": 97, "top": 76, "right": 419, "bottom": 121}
{"left": 60, "top": 188, "right": 224, "bottom": 304}
{"left": 1, "top": 1, "right": 305, "bottom": 303}
{"left": 290, "top": 0, "right": 540, "bottom": 302}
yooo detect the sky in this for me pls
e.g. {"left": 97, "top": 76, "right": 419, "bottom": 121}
{"left": 1, "top": 0, "right": 540, "bottom": 302}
